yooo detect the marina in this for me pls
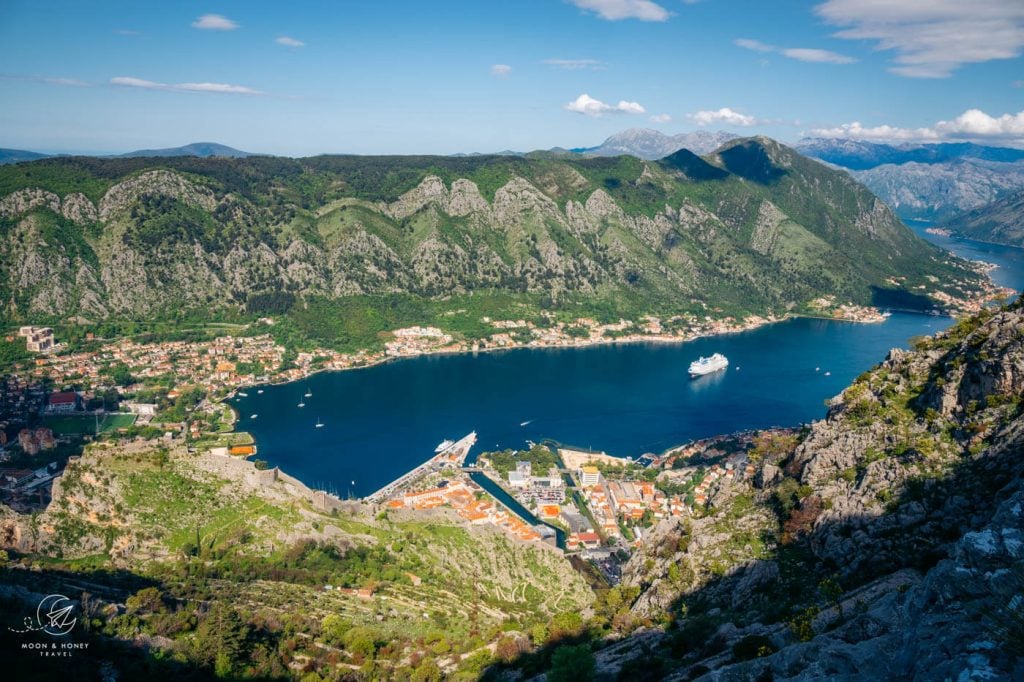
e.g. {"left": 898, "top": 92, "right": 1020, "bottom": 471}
{"left": 363, "top": 431, "right": 477, "bottom": 503}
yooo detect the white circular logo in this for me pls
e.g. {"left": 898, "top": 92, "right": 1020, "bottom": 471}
{"left": 36, "top": 594, "right": 77, "bottom": 636}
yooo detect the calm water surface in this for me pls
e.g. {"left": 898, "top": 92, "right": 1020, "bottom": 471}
{"left": 236, "top": 225, "right": 1024, "bottom": 498}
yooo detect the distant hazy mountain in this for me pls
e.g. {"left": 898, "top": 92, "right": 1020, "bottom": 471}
{"left": 797, "top": 138, "right": 1024, "bottom": 221}
{"left": 796, "top": 138, "right": 1024, "bottom": 171}
{"left": 578, "top": 128, "right": 738, "bottom": 159}
{"left": 119, "top": 142, "right": 257, "bottom": 158}
{"left": 942, "top": 187, "right": 1024, "bottom": 247}
{"left": 0, "top": 148, "right": 51, "bottom": 165}
{"left": 849, "top": 159, "right": 1024, "bottom": 221}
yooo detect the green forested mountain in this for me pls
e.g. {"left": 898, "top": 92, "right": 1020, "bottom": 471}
{"left": 0, "top": 137, "right": 986, "bottom": 344}
{"left": 943, "top": 188, "right": 1024, "bottom": 247}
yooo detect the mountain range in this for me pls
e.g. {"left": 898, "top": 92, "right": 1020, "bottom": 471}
{"left": 574, "top": 128, "right": 738, "bottom": 159}
{"left": 117, "top": 141, "right": 255, "bottom": 158}
{"left": 794, "top": 139, "right": 1024, "bottom": 171}
{"left": 943, "top": 187, "right": 1024, "bottom": 247}
{"left": 0, "top": 142, "right": 256, "bottom": 164}
{"left": 796, "top": 139, "right": 1024, "bottom": 222}
{"left": 0, "top": 148, "right": 50, "bottom": 165}
{"left": 0, "top": 137, "right": 986, "bottom": 345}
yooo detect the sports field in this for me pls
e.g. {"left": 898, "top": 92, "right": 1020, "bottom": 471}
{"left": 42, "top": 412, "right": 137, "bottom": 435}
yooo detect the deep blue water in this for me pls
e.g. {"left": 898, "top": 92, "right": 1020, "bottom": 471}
{"left": 235, "top": 224, "right": 1024, "bottom": 499}
{"left": 905, "top": 220, "right": 1024, "bottom": 294}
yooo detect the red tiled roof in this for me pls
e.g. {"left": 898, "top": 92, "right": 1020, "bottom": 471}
{"left": 49, "top": 391, "right": 77, "bottom": 404}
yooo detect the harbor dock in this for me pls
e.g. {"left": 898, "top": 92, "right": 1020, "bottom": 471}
{"left": 364, "top": 431, "right": 477, "bottom": 503}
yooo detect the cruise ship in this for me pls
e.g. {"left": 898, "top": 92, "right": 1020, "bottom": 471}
{"left": 434, "top": 439, "right": 455, "bottom": 453}
{"left": 689, "top": 353, "right": 729, "bottom": 377}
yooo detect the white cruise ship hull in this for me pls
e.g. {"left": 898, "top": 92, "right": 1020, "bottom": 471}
{"left": 689, "top": 354, "right": 729, "bottom": 377}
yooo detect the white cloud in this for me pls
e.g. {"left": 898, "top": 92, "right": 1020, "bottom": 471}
{"left": 689, "top": 107, "right": 759, "bottom": 127}
{"left": 490, "top": 64, "right": 512, "bottom": 78}
{"left": 566, "top": 0, "right": 669, "bottom": 22}
{"left": 734, "top": 38, "right": 775, "bottom": 53}
{"left": 564, "top": 93, "right": 646, "bottom": 116}
{"left": 650, "top": 113, "right": 672, "bottom": 123}
{"left": 781, "top": 48, "right": 857, "bottom": 64}
{"left": 43, "top": 77, "right": 90, "bottom": 87}
{"left": 543, "top": 58, "right": 607, "bottom": 70}
{"left": 815, "top": 0, "right": 1024, "bottom": 78}
{"left": 192, "top": 14, "right": 239, "bottom": 31}
{"left": 810, "top": 108, "right": 1024, "bottom": 144}
{"left": 1, "top": 74, "right": 92, "bottom": 87}
{"left": 935, "top": 109, "right": 1024, "bottom": 138}
{"left": 735, "top": 37, "right": 857, "bottom": 64}
{"left": 275, "top": 36, "right": 305, "bottom": 47}
{"left": 808, "top": 121, "right": 938, "bottom": 141}
{"left": 111, "top": 76, "right": 262, "bottom": 95}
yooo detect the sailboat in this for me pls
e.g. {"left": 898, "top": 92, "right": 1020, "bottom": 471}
{"left": 257, "top": 389, "right": 264, "bottom": 394}
{"left": 315, "top": 417, "right": 324, "bottom": 428}
{"left": 297, "top": 400, "right": 305, "bottom": 407}
{"left": 304, "top": 387, "right": 313, "bottom": 398}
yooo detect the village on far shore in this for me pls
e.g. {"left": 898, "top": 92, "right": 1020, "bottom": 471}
{"left": 0, "top": 272, "right": 1008, "bottom": 547}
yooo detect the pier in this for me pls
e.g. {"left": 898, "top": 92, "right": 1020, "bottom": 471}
{"left": 364, "top": 431, "right": 477, "bottom": 503}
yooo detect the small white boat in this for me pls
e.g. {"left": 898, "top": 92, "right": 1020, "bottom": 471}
{"left": 304, "top": 388, "right": 313, "bottom": 398}
{"left": 257, "top": 389, "right": 264, "bottom": 394}
{"left": 238, "top": 392, "right": 249, "bottom": 397}
{"left": 520, "top": 420, "right": 533, "bottom": 427}
{"left": 315, "top": 418, "right": 324, "bottom": 428}
{"left": 250, "top": 414, "right": 258, "bottom": 419}
{"left": 298, "top": 402, "right": 305, "bottom": 408}
{"left": 824, "top": 371, "right": 832, "bottom": 376}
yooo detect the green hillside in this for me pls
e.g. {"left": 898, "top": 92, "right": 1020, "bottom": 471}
{"left": 0, "top": 137, "right": 988, "bottom": 351}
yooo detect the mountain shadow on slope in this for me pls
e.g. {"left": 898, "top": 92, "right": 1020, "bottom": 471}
{"left": 658, "top": 149, "right": 729, "bottom": 181}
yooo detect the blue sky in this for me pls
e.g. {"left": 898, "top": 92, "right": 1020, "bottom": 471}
{"left": 1, "top": 0, "right": 1022, "bottom": 155}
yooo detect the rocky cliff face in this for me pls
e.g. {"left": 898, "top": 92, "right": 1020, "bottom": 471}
{"left": 0, "top": 140, "right": 987, "bottom": 325}
{"left": 609, "top": 300, "right": 1024, "bottom": 680}
{"left": 850, "top": 160, "right": 1024, "bottom": 221}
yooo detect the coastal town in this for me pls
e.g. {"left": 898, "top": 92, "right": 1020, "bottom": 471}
{"left": 0, "top": 285, "right": 1008, "bottom": 563}
{"left": 0, "top": 303, "right": 900, "bottom": 410}
{"left": 360, "top": 425, "right": 778, "bottom": 568}
{"left": 0, "top": 316, "right": 786, "bottom": 577}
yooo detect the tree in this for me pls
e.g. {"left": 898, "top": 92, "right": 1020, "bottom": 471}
{"left": 410, "top": 657, "right": 441, "bottom": 682}
{"left": 126, "top": 587, "right": 164, "bottom": 614}
{"left": 548, "top": 644, "right": 595, "bottom": 682}
{"left": 343, "top": 626, "right": 377, "bottom": 660}
{"left": 548, "top": 611, "right": 583, "bottom": 642}
{"left": 194, "top": 604, "right": 250, "bottom": 672}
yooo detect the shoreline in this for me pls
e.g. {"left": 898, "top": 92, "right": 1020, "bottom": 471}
{"left": 210, "top": 289, "right": 1011, "bottom": 495}
{"left": 218, "top": 309, "right": 930, "bottom": 492}
{"left": 241, "top": 309, "right": 892, "bottom": 395}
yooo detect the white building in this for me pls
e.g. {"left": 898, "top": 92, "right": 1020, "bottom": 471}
{"left": 18, "top": 326, "right": 54, "bottom": 352}
{"left": 579, "top": 466, "right": 601, "bottom": 486}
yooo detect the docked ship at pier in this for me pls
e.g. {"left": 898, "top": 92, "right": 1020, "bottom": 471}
{"left": 363, "top": 431, "right": 477, "bottom": 503}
